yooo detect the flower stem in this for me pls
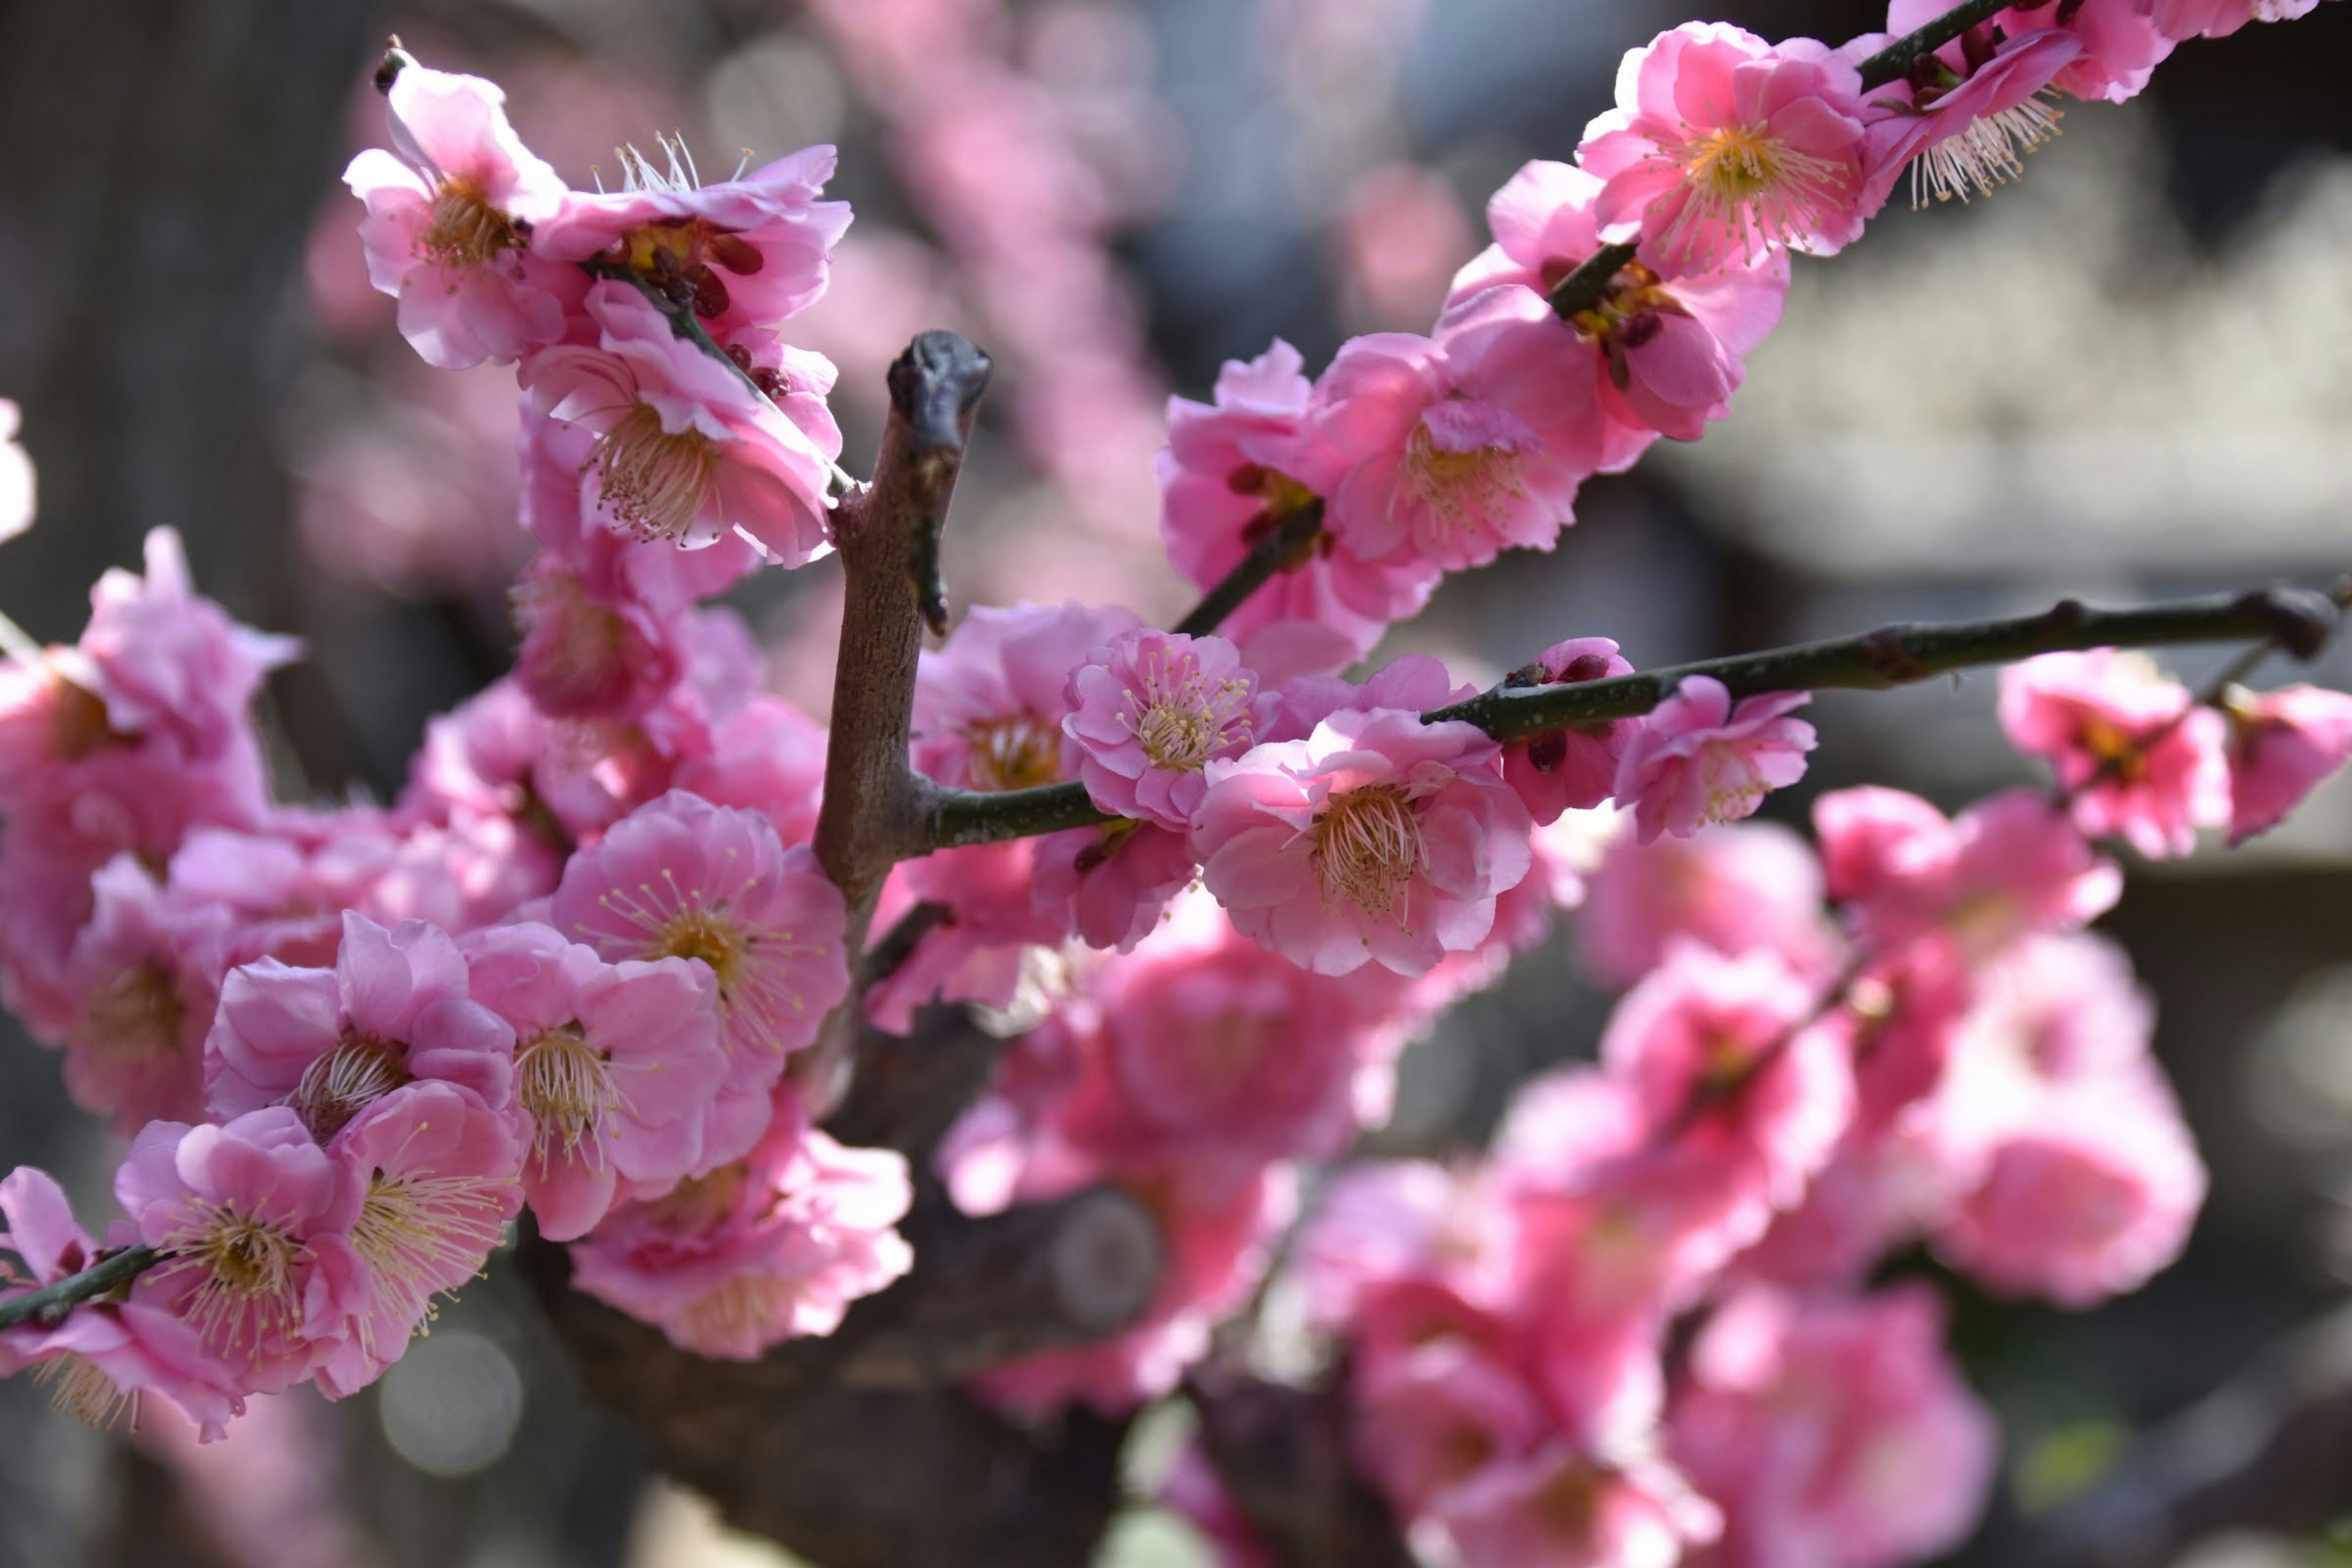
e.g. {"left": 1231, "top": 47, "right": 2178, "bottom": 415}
{"left": 0, "top": 1245, "right": 159, "bottom": 1332}
{"left": 1172, "top": 501, "right": 1327, "bottom": 639}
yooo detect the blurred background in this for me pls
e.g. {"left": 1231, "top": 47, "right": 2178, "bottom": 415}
{"left": 1, "top": 0, "right": 2348, "bottom": 1563}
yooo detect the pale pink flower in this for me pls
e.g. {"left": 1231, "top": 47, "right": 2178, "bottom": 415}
{"left": 2147, "top": 0, "right": 2320, "bottom": 38}
{"left": 0, "top": 398, "right": 32, "bottom": 543}
{"left": 1063, "top": 629, "right": 1267, "bottom": 829}
{"left": 1814, "top": 785, "right": 2121, "bottom": 956}
{"left": 115, "top": 1109, "right": 365, "bottom": 1394}
{"left": 312, "top": 1082, "right": 522, "bottom": 1397}
{"left": 669, "top": 694, "right": 831, "bottom": 850}
{"left": 521, "top": 280, "right": 840, "bottom": 561}
{"left": 2222, "top": 683, "right": 2352, "bottom": 845}
{"left": 1316, "top": 303, "right": 1602, "bottom": 575}
{"left": 531, "top": 143, "right": 853, "bottom": 334}
{"left": 1, "top": 1166, "right": 244, "bottom": 1438}
{"left": 1431, "top": 1444, "right": 1721, "bottom": 1568}
{"left": 1501, "top": 638, "right": 1638, "bottom": 823}
{"left": 1999, "top": 649, "right": 2229, "bottom": 859}
{"left": 915, "top": 601, "right": 1142, "bottom": 794}
{"left": 1029, "top": 820, "right": 1199, "bottom": 952}
{"left": 550, "top": 790, "right": 850, "bottom": 1084}
{"left": 1349, "top": 1335, "right": 1552, "bottom": 1520}
{"left": 1998, "top": 0, "right": 2174, "bottom": 102}
{"left": 1857, "top": 6, "right": 2079, "bottom": 209}
{"left": 1579, "top": 821, "right": 1842, "bottom": 990}
{"left": 344, "top": 61, "right": 576, "bottom": 368}
{"left": 53, "top": 855, "right": 232, "bottom": 1133}
{"left": 463, "top": 923, "right": 731, "bottom": 1238}
{"left": 510, "top": 545, "right": 692, "bottom": 722}
{"left": 1578, "top": 24, "right": 1872, "bottom": 279}
{"left": 1613, "top": 678, "right": 1815, "bottom": 844}
{"left": 1193, "top": 707, "right": 1533, "bottom": 977}
{"left": 1669, "top": 1285, "right": 1998, "bottom": 1568}
{"left": 1298, "top": 1161, "right": 1518, "bottom": 1330}
{"left": 568, "top": 1096, "right": 913, "bottom": 1359}
{"left": 205, "top": 911, "right": 514, "bottom": 1141}
{"left": 1267, "top": 654, "right": 1479, "bottom": 744}
{"left": 865, "top": 845, "right": 1071, "bottom": 1034}
{"left": 1158, "top": 340, "right": 1437, "bottom": 681}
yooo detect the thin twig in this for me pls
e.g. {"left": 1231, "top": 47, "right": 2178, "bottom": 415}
{"left": 0, "top": 1245, "right": 159, "bottom": 1331}
{"left": 1171, "top": 501, "right": 1327, "bottom": 639}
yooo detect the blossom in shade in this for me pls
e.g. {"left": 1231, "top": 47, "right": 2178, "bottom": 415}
{"left": 521, "top": 281, "right": 840, "bottom": 561}
{"left": 1430, "top": 1444, "right": 1722, "bottom": 1568}
{"left": 1578, "top": 24, "right": 1872, "bottom": 279}
{"left": 551, "top": 790, "right": 850, "bottom": 1085}
{"left": 115, "top": 1109, "right": 364, "bottom": 1394}
{"left": 1579, "top": 821, "right": 1842, "bottom": 990}
{"left": 1029, "top": 820, "right": 1200, "bottom": 952}
{"left": 1157, "top": 340, "right": 1437, "bottom": 681}
{"left": 1062, "top": 629, "right": 1267, "bottom": 830}
{"left": 1997, "top": 0, "right": 2174, "bottom": 103}
{"left": 1668, "top": 1286, "right": 1999, "bottom": 1568}
{"left": 1193, "top": 706, "right": 1533, "bottom": 976}
{"left": 1613, "top": 678, "right": 1815, "bottom": 844}
{"left": 568, "top": 1094, "right": 913, "bottom": 1359}
{"left": 1450, "top": 160, "right": 1789, "bottom": 451}
{"left": 1500, "top": 638, "right": 1637, "bottom": 824}
{"left": 462, "top": 924, "right": 731, "bottom": 1238}
{"left": 1857, "top": 5, "right": 2079, "bottom": 209}
{"left": 312, "top": 1083, "right": 522, "bottom": 1398}
{"left": 204, "top": 912, "right": 515, "bottom": 1142}
{"left": 53, "top": 856, "right": 232, "bottom": 1133}
{"left": 1316, "top": 300, "right": 1603, "bottom": 575}
{"left": 1813, "top": 785, "right": 2120, "bottom": 957}
{"left": 508, "top": 536, "right": 695, "bottom": 722}
{"left": 342, "top": 60, "right": 575, "bottom": 368}
{"left": 2220, "top": 683, "right": 2352, "bottom": 845}
{"left": 532, "top": 141, "right": 851, "bottom": 334}
{"left": 0, "top": 1166, "right": 243, "bottom": 1438}
{"left": 0, "top": 398, "right": 32, "bottom": 543}
{"left": 1999, "top": 649, "right": 2228, "bottom": 859}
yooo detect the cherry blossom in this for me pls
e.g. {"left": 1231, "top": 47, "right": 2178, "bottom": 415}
{"left": 2220, "top": 683, "right": 2352, "bottom": 845}
{"left": 1999, "top": 649, "right": 2228, "bottom": 859}
{"left": 1614, "top": 677, "right": 1816, "bottom": 843}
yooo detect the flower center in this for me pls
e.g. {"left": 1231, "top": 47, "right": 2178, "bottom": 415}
{"left": 289, "top": 1035, "right": 411, "bottom": 1142}
{"left": 1656, "top": 121, "right": 1846, "bottom": 266}
{"left": 1121, "top": 652, "right": 1256, "bottom": 774}
{"left": 2079, "top": 715, "right": 2151, "bottom": 783}
{"left": 1310, "top": 783, "right": 1425, "bottom": 921}
{"left": 420, "top": 176, "right": 522, "bottom": 269}
{"left": 48, "top": 675, "right": 120, "bottom": 761}
{"left": 1535, "top": 1461, "right": 1607, "bottom": 1544}
{"left": 649, "top": 908, "right": 746, "bottom": 990}
{"left": 646, "top": 1163, "right": 748, "bottom": 1234}
{"left": 164, "top": 1202, "right": 307, "bottom": 1355}
{"left": 516, "top": 1025, "right": 622, "bottom": 1165}
{"left": 353, "top": 1168, "right": 514, "bottom": 1347}
{"left": 514, "top": 569, "right": 629, "bottom": 710}
{"left": 80, "top": 962, "right": 183, "bottom": 1065}
{"left": 31, "top": 1355, "right": 137, "bottom": 1431}
{"left": 1402, "top": 415, "right": 1527, "bottom": 541}
{"left": 1912, "top": 96, "right": 2063, "bottom": 208}
{"left": 589, "top": 403, "right": 720, "bottom": 544}
{"left": 965, "top": 713, "right": 1063, "bottom": 791}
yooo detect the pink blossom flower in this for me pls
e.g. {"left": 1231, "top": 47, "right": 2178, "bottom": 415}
{"left": 510, "top": 545, "right": 692, "bottom": 722}
{"left": 1999, "top": 649, "right": 2228, "bottom": 859}
{"left": 115, "top": 1109, "right": 365, "bottom": 1395}
{"left": 1349, "top": 1335, "right": 1553, "bottom": 1520}
{"left": 462, "top": 924, "right": 732, "bottom": 1238}
{"left": 1500, "top": 638, "right": 1638, "bottom": 823}
{"left": 312, "top": 1082, "right": 522, "bottom": 1398}
{"left": 550, "top": 790, "right": 850, "bottom": 1085}
{"left": 1997, "top": 0, "right": 2174, "bottom": 102}
{"left": 1158, "top": 340, "right": 1437, "bottom": 681}
{"left": 1316, "top": 302, "right": 1604, "bottom": 575}
{"left": 568, "top": 1096, "right": 913, "bottom": 1359}
{"left": 2146, "top": 0, "right": 2319, "bottom": 39}
{"left": 1451, "top": 160, "right": 1789, "bottom": 449}
{"left": 1062, "top": 629, "right": 1267, "bottom": 829}
{"left": 1579, "top": 820, "right": 1842, "bottom": 989}
{"left": 1668, "top": 1285, "right": 1998, "bottom": 1568}
{"left": 521, "top": 280, "right": 840, "bottom": 561}
{"left": 1298, "top": 1161, "right": 1519, "bottom": 1330}
{"left": 532, "top": 143, "right": 852, "bottom": 335}
{"left": 1857, "top": 7, "right": 2079, "bottom": 209}
{"left": 1267, "top": 654, "right": 1478, "bottom": 744}
{"left": 2221, "top": 683, "right": 2352, "bottom": 845}
{"left": 915, "top": 601, "right": 1142, "bottom": 793}
{"left": 0, "top": 398, "right": 32, "bottom": 543}
{"left": 1430, "top": 1444, "right": 1721, "bottom": 1568}
{"left": 1814, "top": 785, "right": 2121, "bottom": 956}
{"left": 1613, "top": 678, "right": 1815, "bottom": 844}
{"left": 1, "top": 1166, "right": 244, "bottom": 1438}
{"left": 343, "top": 61, "right": 576, "bottom": 368}
{"left": 51, "top": 855, "right": 232, "bottom": 1133}
{"left": 1193, "top": 706, "right": 1533, "bottom": 976}
{"left": 1029, "top": 820, "right": 1199, "bottom": 952}
{"left": 669, "top": 694, "right": 831, "bottom": 850}
{"left": 205, "top": 911, "right": 514, "bottom": 1141}
{"left": 1578, "top": 24, "right": 1872, "bottom": 279}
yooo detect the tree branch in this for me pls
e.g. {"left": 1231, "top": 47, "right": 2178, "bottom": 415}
{"left": 1186, "top": 1363, "right": 1420, "bottom": 1568}
{"left": 1172, "top": 500, "right": 1328, "bottom": 639}
{"left": 923, "top": 584, "right": 2343, "bottom": 850}
{"left": 0, "top": 1245, "right": 158, "bottom": 1331}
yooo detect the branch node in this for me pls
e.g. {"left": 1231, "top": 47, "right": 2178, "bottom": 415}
{"left": 1858, "top": 624, "right": 1930, "bottom": 684}
{"left": 2236, "top": 585, "right": 2341, "bottom": 662}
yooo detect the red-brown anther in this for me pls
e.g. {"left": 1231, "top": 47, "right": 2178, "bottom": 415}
{"left": 1525, "top": 729, "right": 1570, "bottom": 774}
{"left": 1560, "top": 653, "right": 1616, "bottom": 683}
{"left": 707, "top": 231, "right": 764, "bottom": 276}
{"left": 750, "top": 367, "right": 788, "bottom": 401}
{"left": 1226, "top": 462, "right": 1271, "bottom": 496}
{"left": 692, "top": 268, "right": 731, "bottom": 318}
{"left": 1618, "top": 311, "right": 1665, "bottom": 350}
{"left": 725, "top": 344, "right": 755, "bottom": 373}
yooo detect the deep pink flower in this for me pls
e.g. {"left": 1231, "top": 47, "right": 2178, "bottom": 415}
{"left": 532, "top": 143, "right": 853, "bottom": 335}
{"left": 205, "top": 912, "right": 514, "bottom": 1141}
{"left": 568, "top": 1096, "right": 913, "bottom": 1359}
{"left": 521, "top": 280, "right": 840, "bottom": 562}
{"left": 1500, "top": 638, "right": 1637, "bottom": 824}
{"left": 115, "top": 1109, "right": 365, "bottom": 1395}
{"left": 1999, "top": 649, "right": 2228, "bottom": 859}
{"left": 312, "top": 1082, "right": 522, "bottom": 1398}
{"left": 1669, "top": 1285, "right": 1998, "bottom": 1568}
{"left": 1062, "top": 629, "right": 1267, "bottom": 829}
{"left": 1430, "top": 1444, "right": 1721, "bottom": 1568}
{"left": 1578, "top": 24, "right": 1872, "bottom": 279}
{"left": 551, "top": 790, "right": 850, "bottom": 1088}
{"left": 2222, "top": 683, "right": 2352, "bottom": 845}
{"left": 1451, "top": 160, "right": 1789, "bottom": 450}
{"left": 1157, "top": 340, "right": 1437, "bottom": 680}
{"left": 463, "top": 924, "right": 733, "bottom": 1238}
{"left": 1858, "top": 6, "right": 2079, "bottom": 209}
{"left": 1193, "top": 706, "right": 1532, "bottom": 976}
{"left": 343, "top": 61, "right": 576, "bottom": 368}
{"left": 1579, "top": 821, "right": 1843, "bottom": 990}
{"left": 1814, "top": 785, "right": 2121, "bottom": 956}
{"left": 1316, "top": 304, "right": 1603, "bottom": 574}
{"left": 1613, "top": 677, "right": 1815, "bottom": 844}
{"left": 0, "top": 1167, "right": 244, "bottom": 1438}
{"left": 1997, "top": 0, "right": 2174, "bottom": 102}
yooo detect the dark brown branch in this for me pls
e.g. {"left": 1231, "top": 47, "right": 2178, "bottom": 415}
{"left": 1186, "top": 1364, "right": 1419, "bottom": 1568}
